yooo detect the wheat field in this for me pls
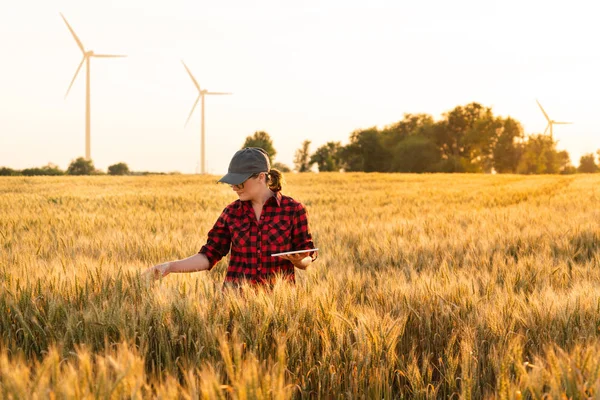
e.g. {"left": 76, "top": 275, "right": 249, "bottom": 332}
{"left": 1, "top": 173, "right": 600, "bottom": 399}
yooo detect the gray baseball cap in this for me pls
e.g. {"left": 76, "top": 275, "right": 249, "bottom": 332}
{"left": 218, "top": 147, "right": 271, "bottom": 185}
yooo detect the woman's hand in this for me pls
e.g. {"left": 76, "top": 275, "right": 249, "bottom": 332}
{"left": 142, "top": 262, "right": 171, "bottom": 280}
{"left": 278, "top": 254, "right": 312, "bottom": 270}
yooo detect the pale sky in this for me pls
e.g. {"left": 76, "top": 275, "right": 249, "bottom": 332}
{"left": 1, "top": 0, "right": 599, "bottom": 174}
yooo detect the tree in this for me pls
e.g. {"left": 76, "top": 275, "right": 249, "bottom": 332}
{"left": 435, "top": 102, "right": 499, "bottom": 172}
{"left": 516, "top": 134, "right": 566, "bottom": 174}
{"left": 43, "top": 163, "right": 65, "bottom": 175}
{"left": 339, "top": 128, "right": 389, "bottom": 172}
{"left": 242, "top": 131, "right": 277, "bottom": 164}
{"left": 338, "top": 141, "right": 363, "bottom": 172}
{"left": 492, "top": 117, "right": 524, "bottom": 173}
{"left": 272, "top": 162, "right": 291, "bottom": 172}
{"left": 557, "top": 150, "right": 573, "bottom": 174}
{"left": 67, "top": 157, "right": 95, "bottom": 175}
{"left": 381, "top": 113, "right": 435, "bottom": 150}
{"left": 0, "top": 167, "right": 21, "bottom": 176}
{"left": 468, "top": 116, "right": 504, "bottom": 172}
{"left": 391, "top": 135, "right": 441, "bottom": 173}
{"left": 578, "top": 153, "right": 599, "bottom": 173}
{"left": 310, "top": 141, "right": 343, "bottom": 172}
{"left": 21, "top": 163, "right": 65, "bottom": 176}
{"left": 108, "top": 162, "right": 130, "bottom": 175}
{"left": 294, "top": 140, "right": 313, "bottom": 172}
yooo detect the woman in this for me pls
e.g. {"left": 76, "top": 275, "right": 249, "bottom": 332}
{"left": 144, "top": 147, "right": 317, "bottom": 287}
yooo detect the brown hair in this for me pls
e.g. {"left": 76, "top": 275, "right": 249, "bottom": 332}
{"left": 266, "top": 168, "right": 284, "bottom": 192}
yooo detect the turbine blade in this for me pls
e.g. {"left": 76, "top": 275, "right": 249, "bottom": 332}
{"left": 543, "top": 124, "right": 550, "bottom": 136}
{"left": 206, "top": 92, "right": 232, "bottom": 95}
{"left": 60, "top": 13, "right": 85, "bottom": 53}
{"left": 93, "top": 54, "right": 127, "bottom": 58}
{"left": 536, "top": 99, "right": 551, "bottom": 122}
{"left": 182, "top": 60, "right": 201, "bottom": 92}
{"left": 65, "top": 56, "right": 86, "bottom": 98}
{"left": 185, "top": 95, "right": 201, "bottom": 126}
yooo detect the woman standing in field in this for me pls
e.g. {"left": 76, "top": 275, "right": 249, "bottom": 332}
{"left": 144, "top": 147, "right": 317, "bottom": 287}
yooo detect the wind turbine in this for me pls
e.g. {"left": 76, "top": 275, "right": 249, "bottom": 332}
{"left": 536, "top": 99, "right": 572, "bottom": 140}
{"left": 182, "top": 61, "right": 231, "bottom": 174}
{"left": 61, "top": 13, "right": 126, "bottom": 160}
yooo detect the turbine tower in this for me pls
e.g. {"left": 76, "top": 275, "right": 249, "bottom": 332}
{"left": 182, "top": 61, "right": 231, "bottom": 174}
{"left": 536, "top": 99, "right": 572, "bottom": 140}
{"left": 61, "top": 13, "right": 126, "bottom": 160}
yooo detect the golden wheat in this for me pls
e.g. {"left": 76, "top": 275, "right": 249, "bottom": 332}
{"left": 1, "top": 173, "right": 600, "bottom": 398}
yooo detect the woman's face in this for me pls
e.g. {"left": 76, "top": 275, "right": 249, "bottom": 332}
{"left": 231, "top": 173, "right": 265, "bottom": 201}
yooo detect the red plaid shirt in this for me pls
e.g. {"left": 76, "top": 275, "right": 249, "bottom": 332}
{"left": 199, "top": 192, "right": 316, "bottom": 285}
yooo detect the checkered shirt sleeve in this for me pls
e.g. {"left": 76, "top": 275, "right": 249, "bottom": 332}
{"left": 198, "top": 208, "right": 231, "bottom": 270}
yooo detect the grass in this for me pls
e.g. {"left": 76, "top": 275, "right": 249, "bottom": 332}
{"left": 1, "top": 173, "right": 600, "bottom": 398}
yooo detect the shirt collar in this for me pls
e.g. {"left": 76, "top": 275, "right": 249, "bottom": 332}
{"left": 260, "top": 191, "right": 282, "bottom": 207}
{"left": 239, "top": 191, "right": 282, "bottom": 211}
{"left": 271, "top": 191, "right": 282, "bottom": 207}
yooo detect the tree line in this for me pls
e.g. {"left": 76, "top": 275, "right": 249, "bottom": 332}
{"left": 0, "top": 159, "right": 164, "bottom": 176}
{"left": 3, "top": 102, "right": 600, "bottom": 176}
{"left": 287, "top": 102, "right": 599, "bottom": 174}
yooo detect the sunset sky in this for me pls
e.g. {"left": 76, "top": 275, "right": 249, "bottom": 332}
{"left": 1, "top": 0, "right": 599, "bottom": 174}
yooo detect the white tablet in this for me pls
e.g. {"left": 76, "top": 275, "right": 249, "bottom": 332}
{"left": 271, "top": 248, "right": 319, "bottom": 257}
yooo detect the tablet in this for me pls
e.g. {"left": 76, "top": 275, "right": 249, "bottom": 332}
{"left": 270, "top": 248, "right": 319, "bottom": 257}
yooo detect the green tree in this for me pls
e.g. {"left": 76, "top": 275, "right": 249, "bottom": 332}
{"left": 338, "top": 141, "right": 362, "bottom": 172}
{"left": 469, "top": 116, "right": 504, "bottom": 172}
{"left": 21, "top": 163, "right": 64, "bottom": 176}
{"left": 578, "top": 153, "right": 599, "bottom": 173}
{"left": 493, "top": 117, "right": 524, "bottom": 173}
{"left": 516, "top": 134, "right": 568, "bottom": 174}
{"left": 0, "top": 167, "right": 21, "bottom": 176}
{"left": 44, "top": 163, "right": 65, "bottom": 175}
{"left": 108, "top": 162, "right": 130, "bottom": 175}
{"left": 381, "top": 113, "right": 435, "bottom": 150}
{"left": 21, "top": 168, "right": 45, "bottom": 176}
{"left": 340, "top": 127, "right": 389, "bottom": 172}
{"left": 67, "top": 157, "right": 95, "bottom": 175}
{"left": 380, "top": 114, "right": 438, "bottom": 172}
{"left": 310, "top": 141, "right": 343, "bottom": 172}
{"left": 391, "top": 135, "right": 441, "bottom": 173}
{"left": 294, "top": 140, "right": 313, "bottom": 172}
{"left": 557, "top": 150, "right": 573, "bottom": 174}
{"left": 242, "top": 131, "right": 277, "bottom": 164}
{"left": 435, "top": 103, "right": 499, "bottom": 172}
{"left": 272, "top": 162, "right": 291, "bottom": 172}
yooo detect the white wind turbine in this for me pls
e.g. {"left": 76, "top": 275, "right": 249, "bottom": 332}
{"left": 61, "top": 13, "right": 126, "bottom": 160}
{"left": 182, "top": 61, "right": 231, "bottom": 174}
{"left": 536, "top": 99, "right": 572, "bottom": 140}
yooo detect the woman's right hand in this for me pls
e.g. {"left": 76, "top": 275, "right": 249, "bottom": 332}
{"left": 142, "top": 262, "right": 171, "bottom": 280}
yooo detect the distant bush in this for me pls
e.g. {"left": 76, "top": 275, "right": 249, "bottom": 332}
{"left": 67, "top": 157, "right": 95, "bottom": 176}
{"left": 21, "top": 164, "right": 65, "bottom": 176}
{"left": 0, "top": 167, "right": 21, "bottom": 176}
{"left": 0, "top": 162, "right": 184, "bottom": 177}
{"left": 129, "top": 171, "right": 167, "bottom": 176}
{"left": 108, "top": 162, "right": 130, "bottom": 176}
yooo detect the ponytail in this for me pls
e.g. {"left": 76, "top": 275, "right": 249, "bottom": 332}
{"left": 267, "top": 169, "right": 284, "bottom": 192}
